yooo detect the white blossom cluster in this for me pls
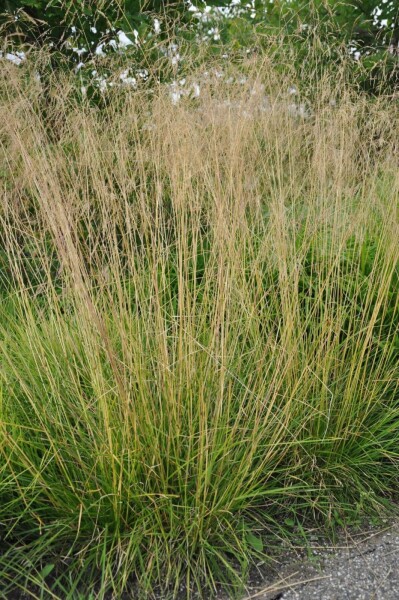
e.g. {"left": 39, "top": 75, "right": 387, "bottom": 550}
{"left": 0, "top": 50, "right": 26, "bottom": 66}
{"left": 186, "top": 0, "right": 256, "bottom": 43}
{"left": 2, "top": 2, "right": 396, "bottom": 106}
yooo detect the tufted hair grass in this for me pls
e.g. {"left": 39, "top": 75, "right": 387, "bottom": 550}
{"left": 0, "top": 48, "right": 398, "bottom": 598}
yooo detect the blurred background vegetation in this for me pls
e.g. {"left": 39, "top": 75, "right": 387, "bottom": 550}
{"left": 1, "top": 1, "right": 398, "bottom": 93}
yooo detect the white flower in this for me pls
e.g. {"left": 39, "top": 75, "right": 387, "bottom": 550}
{"left": 120, "top": 69, "right": 137, "bottom": 87}
{"left": 137, "top": 69, "right": 149, "bottom": 80}
{"left": 171, "top": 91, "right": 181, "bottom": 105}
{"left": 72, "top": 47, "right": 87, "bottom": 56}
{"left": 154, "top": 19, "right": 161, "bottom": 34}
{"left": 349, "top": 46, "right": 361, "bottom": 60}
{"left": 207, "top": 27, "right": 220, "bottom": 41}
{"left": 3, "top": 51, "right": 26, "bottom": 66}
{"left": 95, "top": 43, "right": 106, "bottom": 56}
{"left": 98, "top": 77, "right": 107, "bottom": 92}
{"left": 117, "top": 31, "right": 133, "bottom": 48}
{"left": 192, "top": 83, "right": 200, "bottom": 98}
{"left": 170, "top": 81, "right": 182, "bottom": 105}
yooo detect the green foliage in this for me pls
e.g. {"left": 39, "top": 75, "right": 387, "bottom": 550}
{"left": 266, "top": 1, "right": 399, "bottom": 91}
{"left": 2, "top": 1, "right": 398, "bottom": 94}
{"left": 2, "top": 1, "right": 166, "bottom": 47}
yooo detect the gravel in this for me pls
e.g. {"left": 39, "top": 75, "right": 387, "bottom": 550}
{"left": 242, "top": 523, "right": 399, "bottom": 600}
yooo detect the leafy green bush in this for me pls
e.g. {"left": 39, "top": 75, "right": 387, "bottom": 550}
{"left": 2, "top": 1, "right": 398, "bottom": 94}
{"left": 3, "top": 1, "right": 167, "bottom": 43}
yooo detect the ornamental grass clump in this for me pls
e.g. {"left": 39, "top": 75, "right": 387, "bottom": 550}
{"left": 0, "top": 52, "right": 398, "bottom": 598}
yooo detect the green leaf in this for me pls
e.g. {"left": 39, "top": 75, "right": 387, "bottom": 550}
{"left": 40, "top": 564, "right": 55, "bottom": 579}
{"left": 245, "top": 531, "right": 263, "bottom": 553}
